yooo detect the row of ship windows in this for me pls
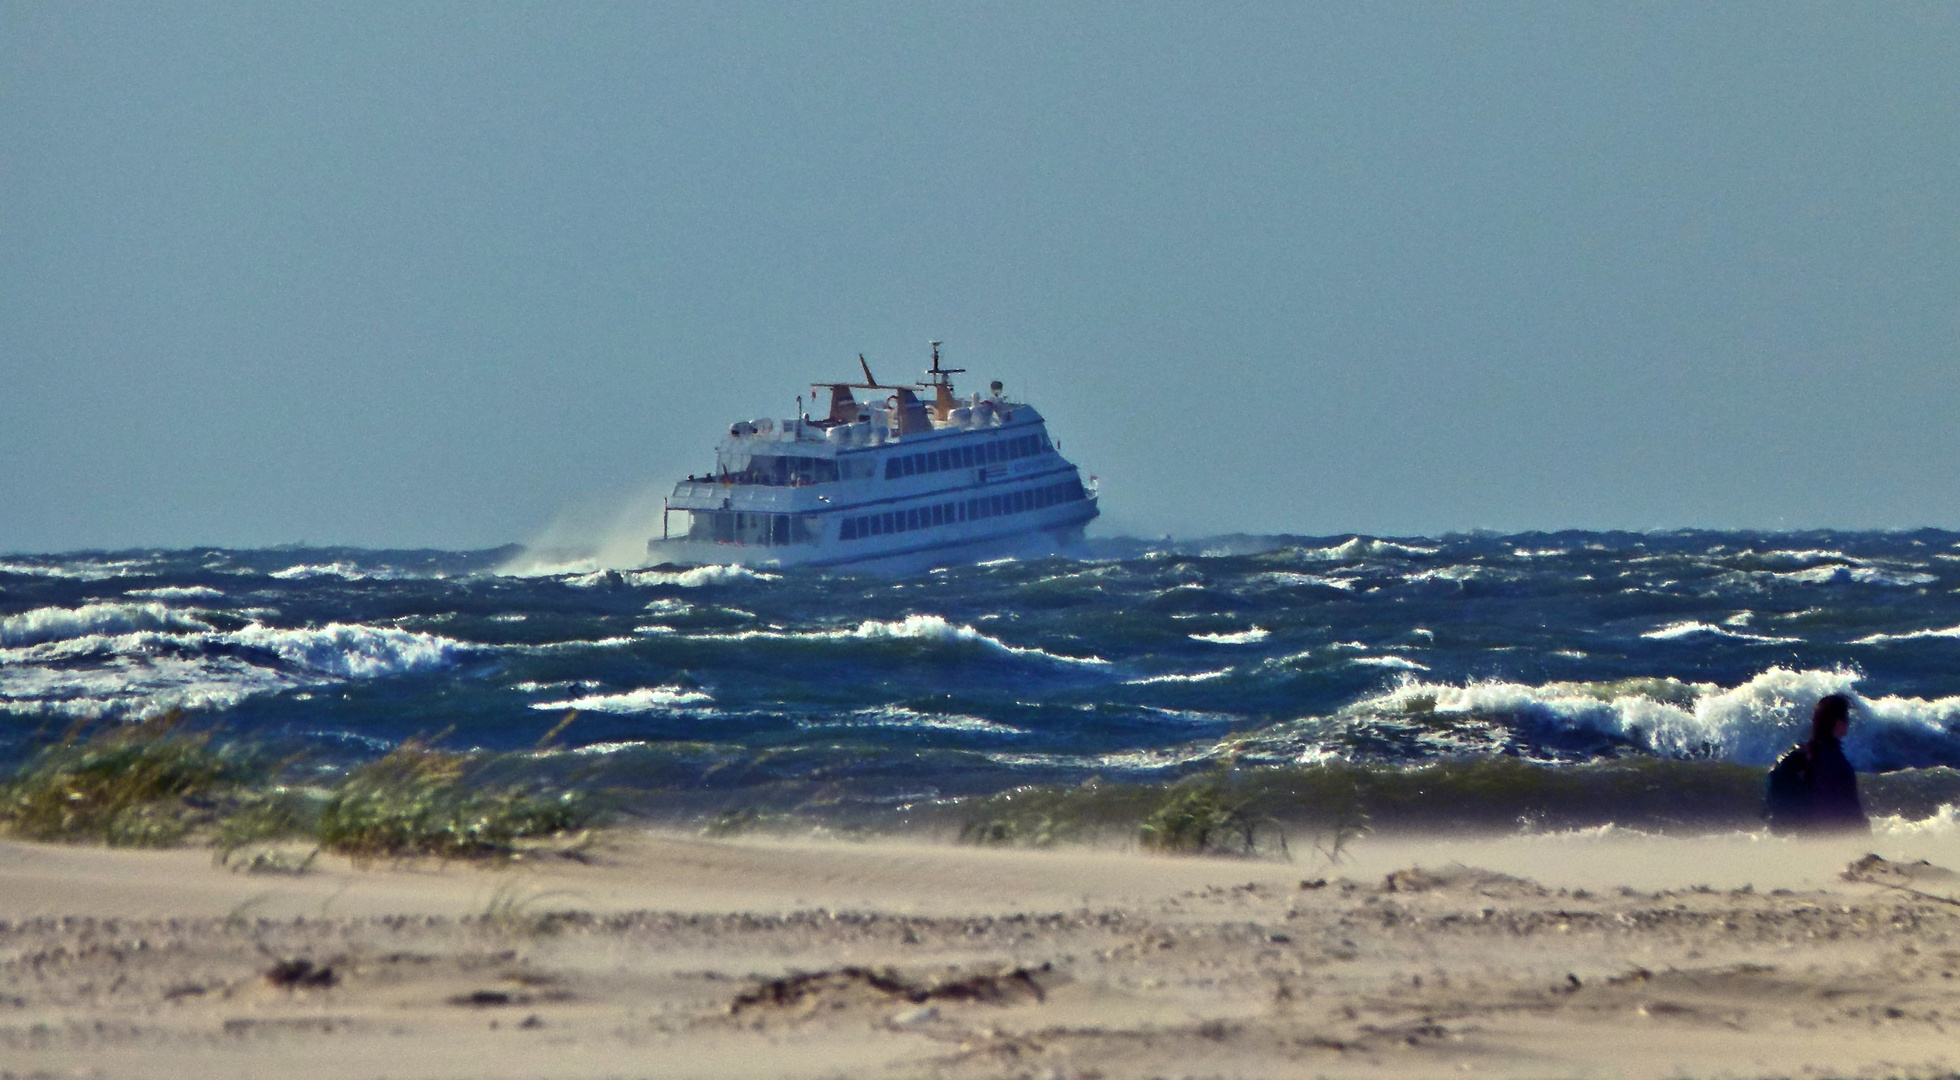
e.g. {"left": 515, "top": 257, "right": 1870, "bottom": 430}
{"left": 882, "top": 432, "right": 1051, "bottom": 480}
{"left": 839, "top": 479, "right": 1087, "bottom": 541}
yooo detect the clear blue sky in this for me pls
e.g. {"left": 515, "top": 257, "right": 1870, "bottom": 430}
{"left": 4, "top": 3, "right": 1957, "bottom": 552}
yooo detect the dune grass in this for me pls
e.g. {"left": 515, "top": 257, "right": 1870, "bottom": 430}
{"left": 0, "top": 716, "right": 592, "bottom": 861}
{"left": 0, "top": 711, "right": 255, "bottom": 847}
{"left": 316, "top": 736, "right": 589, "bottom": 862}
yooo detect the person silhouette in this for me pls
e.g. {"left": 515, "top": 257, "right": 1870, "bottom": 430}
{"left": 1765, "top": 693, "right": 1869, "bottom": 835}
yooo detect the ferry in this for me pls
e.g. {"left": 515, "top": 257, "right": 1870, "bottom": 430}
{"left": 646, "top": 344, "right": 1098, "bottom": 572}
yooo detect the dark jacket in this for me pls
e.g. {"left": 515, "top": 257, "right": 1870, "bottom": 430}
{"left": 1766, "top": 738, "right": 1868, "bottom": 835}
{"left": 1805, "top": 738, "right": 1868, "bottom": 832}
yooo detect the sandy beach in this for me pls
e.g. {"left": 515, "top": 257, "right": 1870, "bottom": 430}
{"left": 3, "top": 826, "right": 1959, "bottom": 1080}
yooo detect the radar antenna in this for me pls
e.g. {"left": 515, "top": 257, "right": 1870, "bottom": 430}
{"left": 923, "top": 340, "right": 965, "bottom": 421}
{"left": 925, "top": 340, "right": 964, "bottom": 387}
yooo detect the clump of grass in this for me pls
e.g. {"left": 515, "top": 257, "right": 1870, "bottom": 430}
{"left": 1138, "top": 776, "right": 1275, "bottom": 857}
{"left": 315, "top": 737, "right": 590, "bottom": 862}
{"left": 0, "top": 711, "right": 260, "bottom": 847}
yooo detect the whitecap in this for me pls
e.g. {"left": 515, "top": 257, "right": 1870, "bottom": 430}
{"left": 529, "top": 686, "right": 711, "bottom": 713}
{"left": 1189, "top": 627, "right": 1270, "bottom": 645}
{"left": 1853, "top": 625, "right": 1960, "bottom": 645}
{"left": 1293, "top": 537, "right": 1439, "bottom": 562}
{"left": 1873, "top": 804, "right": 1960, "bottom": 837}
{"left": 0, "top": 558, "right": 153, "bottom": 581}
{"left": 1773, "top": 565, "right": 1936, "bottom": 587}
{"left": 1351, "top": 667, "right": 1960, "bottom": 770}
{"left": 820, "top": 705, "right": 1025, "bottom": 735}
{"left": 221, "top": 623, "right": 462, "bottom": 678}
{"left": 1249, "top": 572, "right": 1354, "bottom": 591}
{"left": 1126, "top": 669, "right": 1234, "bottom": 685}
{"left": 699, "top": 614, "right": 1107, "bottom": 665}
{"left": 270, "top": 561, "right": 379, "bottom": 581}
{"left": 125, "top": 586, "right": 225, "bottom": 600}
{"left": 1641, "top": 621, "right": 1801, "bottom": 645}
{"left": 0, "top": 603, "right": 211, "bottom": 648}
{"left": 1404, "top": 565, "right": 1485, "bottom": 583}
{"left": 1350, "top": 655, "right": 1429, "bottom": 671}
{"left": 564, "top": 564, "right": 779, "bottom": 588}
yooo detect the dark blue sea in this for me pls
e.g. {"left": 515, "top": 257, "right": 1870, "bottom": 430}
{"left": 6, "top": 531, "right": 1960, "bottom": 828}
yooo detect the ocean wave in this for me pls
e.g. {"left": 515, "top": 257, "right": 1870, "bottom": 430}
{"left": 0, "top": 603, "right": 212, "bottom": 648}
{"left": 0, "top": 558, "right": 153, "bottom": 581}
{"left": 1771, "top": 565, "right": 1936, "bottom": 587}
{"left": 1404, "top": 565, "right": 1485, "bottom": 583}
{"left": 1189, "top": 627, "right": 1269, "bottom": 645}
{"left": 1640, "top": 621, "right": 1802, "bottom": 645}
{"left": 1126, "top": 668, "right": 1235, "bottom": 685}
{"left": 124, "top": 586, "right": 225, "bottom": 600}
{"left": 1347, "top": 667, "right": 1960, "bottom": 770}
{"left": 220, "top": 623, "right": 461, "bottom": 678}
{"left": 1292, "top": 537, "right": 1439, "bottom": 562}
{"left": 821, "top": 705, "right": 1025, "bottom": 735}
{"left": 837, "top": 614, "right": 1107, "bottom": 664}
{"left": 1350, "top": 655, "right": 1429, "bottom": 671}
{"left": 561, "top": 564, "right": 780, "bottom": 589}
{"left": 528, "top": 685, "right": 712, "bottom": 713}
{"left": 1248, "top": 572, "right": 1355, "bottom": 591}
{"left": 698, "top": 614, "right": 1107, "bottom": 666}
{"left": 1873, "top": 803, "right": 1960, "bottom": 837}
{"left": 268, "top": 561, "right": 418, "bottom": 581}
{"left": 1853, "top": 625, "right": 1960, "bottom": 645}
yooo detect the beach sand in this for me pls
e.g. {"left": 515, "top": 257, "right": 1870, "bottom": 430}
{"left": 4, "top": 826, "right": 1959, "bottom": 1079}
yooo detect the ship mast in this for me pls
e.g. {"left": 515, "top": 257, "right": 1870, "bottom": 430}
{"left": 924, "top": 340, "right": 964, "bottom": 421}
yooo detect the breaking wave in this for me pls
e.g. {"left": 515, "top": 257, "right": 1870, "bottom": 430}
{"left": 0, "top": 603, "right": 211, "bottom": 648}
{"left": 528, "top": 685, "right": 712, "bottom": 713}
{"left": 698, "top": 613, "right": 1107, "bottom": 666}
{"left": 1340, "top": 668, "right": 1960, "bottom": 770}
{"left": 1190, "top": 627, "right": 1270, "bottom": 645}
{"left": 1640, "top": 621, "right": 1802, "bottom": 645}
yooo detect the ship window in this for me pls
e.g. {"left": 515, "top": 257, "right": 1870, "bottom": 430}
{"left": 841, "top": 518, "right": 857, "bottom": 540}
{"left": 930, "top": 504, "right": 942, "bottom": 526}
{"left": 987, "top": 494, "right": 1000, "bottom": 516}
{"left": 955, "top": 445, "right": 969, "bottom": 468}
{"left": 884, "top": 458, "right": 900, "bottom": 480}
{"left": 899, "top": 455, "right": 914, "bottom": 476}
{"left": 912, "top": 507, "right": 925, "bottom": 530}
{"left": 983, "top": 442, "right": 998, "bottom": 464}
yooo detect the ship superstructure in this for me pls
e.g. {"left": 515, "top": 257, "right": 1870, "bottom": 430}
{"left": 647, "top": 344, "right": 1098, "bottom": 571}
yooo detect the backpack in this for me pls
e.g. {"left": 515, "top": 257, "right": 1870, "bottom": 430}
{"left": 1764, "top": 744, "right": 1813, "bottom": 832}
